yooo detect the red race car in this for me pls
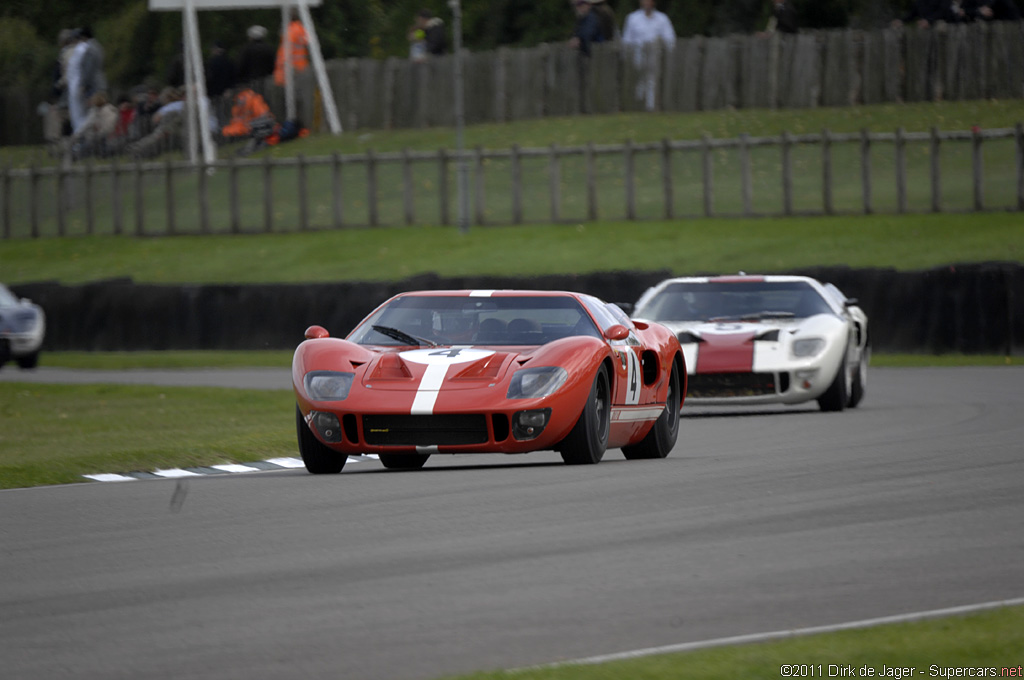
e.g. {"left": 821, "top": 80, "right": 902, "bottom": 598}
{"left": 292, "top": 290, "right": 685, "bottom": 472}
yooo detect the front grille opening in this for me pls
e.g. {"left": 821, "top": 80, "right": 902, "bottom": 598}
{"left": 343, "top": 414, "right": 359, "bottom": 443}
{"left": 778, "top": 372, "right": 790, "bottom": 393}
{"left": 687, "top": 372, "right": 777, "bottom": 398}
{"left": 363, "top": 414, "right": 489, "bottom": 446}
{"left": 492, "top": 414, "right": 510, "bottom": 442}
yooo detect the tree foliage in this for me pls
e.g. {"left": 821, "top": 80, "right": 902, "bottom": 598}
{"left": 3, "top": 0, "right": 1023, "bottom": 91}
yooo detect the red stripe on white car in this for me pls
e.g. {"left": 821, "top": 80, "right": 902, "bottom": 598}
{"left": 695, "top": 332, "right": 756, "bottom": 373}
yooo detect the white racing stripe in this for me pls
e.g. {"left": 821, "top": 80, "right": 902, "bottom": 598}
{"left": 411, "top": 364, "right": 449, "bottom": 415}
{"left": 522, "top": 596, "right": 1024, "bottom": 671}
{"left": 469, "top": 289, "right": 497, "bottom": 297}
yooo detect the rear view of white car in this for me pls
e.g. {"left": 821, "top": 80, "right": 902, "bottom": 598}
{"left": 632, "top": 275, "right": 869, "bottom": 412}
{"left": 0, "top": 284, "right": 46, "bottom": 370}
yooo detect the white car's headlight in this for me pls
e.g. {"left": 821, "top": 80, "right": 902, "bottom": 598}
{"left": 304, "top": 371, "right": 355, "bottom": 401}
{"left": 507, "top": 367, "right": 568, "bottom": 400}
{"left": 792, "top": 338, "right": 826, "bottom": 358}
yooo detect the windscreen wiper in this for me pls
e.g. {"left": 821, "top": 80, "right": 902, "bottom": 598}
{"left": 709, "top": 311, "right": 796, "bottom": 322}
{"left": 371, "top": 325, "right": 438, "bottom": 347}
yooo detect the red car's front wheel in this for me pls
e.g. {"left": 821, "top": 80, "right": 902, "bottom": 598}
{"left": 559, "top": 367, "right": 610, "bottom": 465}
{"left": 296, "top": 406, "right": 347, "bottom": 474}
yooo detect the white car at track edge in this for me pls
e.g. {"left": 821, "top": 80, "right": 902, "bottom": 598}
{"left": 632, "top": 275, "right": 869, "bottom": 411}
{"left": 0, "top": 284, "right": 46, "bottom": 370}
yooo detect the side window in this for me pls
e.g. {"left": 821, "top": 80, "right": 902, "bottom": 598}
{"left": 580, "top": 296, "right": 620, "bottom": 332}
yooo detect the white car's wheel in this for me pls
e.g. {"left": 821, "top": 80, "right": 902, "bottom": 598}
{"left": 16, "top": 352, "right": 39, "bottom": 370}
{"left": 847, "top": 345, "right": 869, "bottom": 408}
{"left": 817, "top": 345, "right": 850, "bottom": 412}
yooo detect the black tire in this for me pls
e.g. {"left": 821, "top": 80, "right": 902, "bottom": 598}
{"left": 296, "top": 406, "right": 347, "bottom": 474}
{"left": 623, "top": 358, "right": 681, "bottom": 460}
{"left": 559, "top": 367, "right": 611, "bottom": 465}
{"left": 847, "top": 345, "right": 869, "bottom": 408}
{"left": 817, "top": 350, "right": 850, "bottom": 413}
{"left": 379, "top": 453, "right": 430, "bottom": 470}
{"left": 16, "top": 352, "right": 39, "bottom": 370}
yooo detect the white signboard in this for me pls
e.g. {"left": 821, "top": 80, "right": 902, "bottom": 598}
{"left": 149, "top": 0, "right": 320, "bottom": 10}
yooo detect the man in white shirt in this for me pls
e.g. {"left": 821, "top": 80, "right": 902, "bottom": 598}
{"left": 622, "top": 0, "right": 676, "bottom": 111}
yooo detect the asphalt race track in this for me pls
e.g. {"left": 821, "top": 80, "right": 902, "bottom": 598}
{"left": 2, "top": 367, "right": 1023, "bottom": 680}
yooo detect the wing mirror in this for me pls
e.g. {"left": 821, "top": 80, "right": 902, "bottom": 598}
{"left": 305, "top": 325, "right": 330, "bottom": 339}
{"left": 843, "top": 298, "right": 859, "bottom": 307}
{"left": 604, "top": 324, "right": 630, "bottom": 341}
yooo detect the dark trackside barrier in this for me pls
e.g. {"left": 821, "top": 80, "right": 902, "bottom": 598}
{"left": 11, "top": 263, "right": 1023, "bottom": 355}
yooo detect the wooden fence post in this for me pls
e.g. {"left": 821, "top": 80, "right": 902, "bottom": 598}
{"left": 781, "top": 131, "right": 793, "bottom": 216}
{"left": 263, "top": 154, "right": 273, "bottom": 233}
{"left": 402, "top": 148, "right": 415, "bottom": 226}
{"left": 28, "top": 166, "right": 39, "bottom": 238}
{"left": 165, "top": 159, "right": 175, "bottom": 236}
{"left": 895, "top": 127, "right": 907, "bottom": 214}
{"left": 586, "top": 142, "right": 597, "bottom": 222}
{"left": 198, "top": 162, "right": 210, "bottom": 234}
{"left": 861, "top": 128, "right": 872, "bottom": 215}
{"left": 1, "top": 167, "right": 10, "bottom": 240}
{"left": 702, "top": 134, "right": 713, "bottom": 217}
{"left": 930, "top": 126, "right": 941, "bottom": 213}
{"left": 298, "top": 154, "right": 309, "bottom": 231}
{"left": 972, "top": 126, "right": 984, "bottom": 212}
{"left": 366, "top": 149, "right": 378, "bottom": 227}
{"left": 132, "top": 158, "right": 144, "bottom": 236}
{"left": 549, "top": 144, "right": 560, "bottom": 223}
{"left": 661, "top": 138, "right": 674, "bottom": 220}
{"left": 230, "top": 158, "right": 240, "bottom": 233}
{"left": 111, "top": 158, "right": 122, "bottom": 236}
{"left": 474, "top": 146, "right": 486, "bottom": 226}
{"left": 438, "top": 149, "right": 449, "bottom": 226}
{"left": 511, "top": 144, "right": 523, "bottom": 225}
{"left": 56, "top": 166, "right": 67, "bottom": 237}
{"left": 1016, "top": 123, "right": 1024, "bottom": 211}
{"left": 625, "top": 139, "right": 636, "bottom": 221}
{"left": 740, "top": 133, "right": 753, "bottom": 217}
{"left": 822, "top": 129, "right": 834, "bottom": 216}
{"left": 331, "top": 152, "right": 344, "bottom": 229}
{"left": 85, "top": 160, "right": 96, "bottom": 236}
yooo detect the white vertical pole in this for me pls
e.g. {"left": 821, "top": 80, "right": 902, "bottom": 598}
{"left": 449, "top": 0, "right": 468, "bottom": 234}
{"left": 182, "top": 10, "right": 198, "bottom": 164}
{"left": 183, "top": 0, "right": 216, "bottom": 165}
{"left": 282, "top": 3, "right": 296, "bottom": 120}
{"left": 295, "top": 0, "right": 341, "bottom": 133}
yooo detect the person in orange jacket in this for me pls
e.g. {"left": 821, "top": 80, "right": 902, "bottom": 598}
{"left": 274, "top": 11, "right": 309, "bottom": 86}
{"left": 222, "top": 86, "right": 276, "bottom": 155}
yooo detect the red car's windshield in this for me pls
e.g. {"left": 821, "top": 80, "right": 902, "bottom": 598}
{"left": 349, "top": 296, "right": 603, "bottom": 346}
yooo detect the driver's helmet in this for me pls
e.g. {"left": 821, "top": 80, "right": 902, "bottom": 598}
{"left": 440, "top": 310, "right": 479, "bottom": 343}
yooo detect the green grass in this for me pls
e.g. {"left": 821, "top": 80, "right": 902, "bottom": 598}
{"left": 447, "top": 605, "right": 1024, "bottom": 680}
{"left": 34, "top": 350, "right": 1023, "bottom": 370}
{"left": 0, "top": 382, "right": 294, "bottom": 489}
{"left": 3, "top": 212, "right": 1022, "bottom": 285}
{"left": 3, "top": 101, "right": 1021, "bottom": 166}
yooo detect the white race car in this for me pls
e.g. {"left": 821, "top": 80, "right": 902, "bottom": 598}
{"left": 0, "top": 284, "right": 46, "bottom": 370}
{"left": 632, "top": 275, "right": 869, "bottom": 411}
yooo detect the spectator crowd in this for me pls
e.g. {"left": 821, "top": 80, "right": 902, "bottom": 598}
{"left": 44, "top": 17, "right": 311, "bottom": 162}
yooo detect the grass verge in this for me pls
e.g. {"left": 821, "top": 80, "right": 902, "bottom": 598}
{"left": 0, "top": 382, "right": 294, "bottom": 489}
{"left": 3, "top": 212, "right": 1023, "bottom": 285}
{"left": 32, "top": 351, "right": 1023, "bottom": 370}
{"left": 447, "top": 605, "right": 1024, "bottom": 680}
